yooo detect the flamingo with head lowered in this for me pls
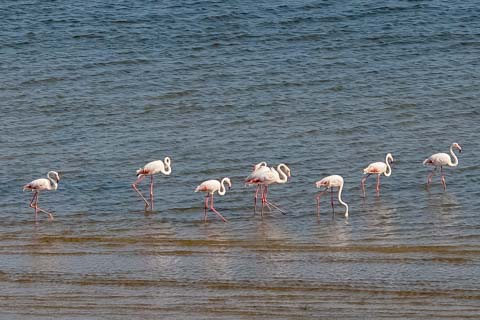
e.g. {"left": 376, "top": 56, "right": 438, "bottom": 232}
{"left": 315, "top": 175, "right": 348, "bottom": 219}
{"left": 361, "top": 153, "right": 393, "bottom": 197}
{"left": 132, "top": 157, "right": 172, "bottom": 210}
{"left": 246, "top": 163, "right": 291, "bottom": 216}
{"left": 245, "top": 161, "right": 268, "bottom": 213}
{"left": 23, "top": 171, "right": 60, "bottom": 221}
{"left": 195, "top": 177, "right": 232, "bottom": 222}
{"left": 423, "top": 142, "right": 462, "bottom": 190}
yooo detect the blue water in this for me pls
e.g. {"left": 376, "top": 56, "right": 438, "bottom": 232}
{"left": 1, "top": 1, "right": 480, "bottom": 318}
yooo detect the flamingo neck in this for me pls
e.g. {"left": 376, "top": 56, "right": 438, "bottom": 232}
{"left": 449, "top": 144, "right": 459, "bottom": 166}
{"left": 47, "top": 172, "right": 58, "bottom": 191}
{"left": 162, "top": 157, "right": 172, "bottom": 175}
{"left": 218, "top": 178, "right": 229, "bottom": 195}
{"left": 276, "top": 164, "right": 289, "bottom": 183}
{"left": 384, "top": 154, "right": 392, "bottom": 177}
{"left": 337, "top": 182, "right": 349, "bottom": 217}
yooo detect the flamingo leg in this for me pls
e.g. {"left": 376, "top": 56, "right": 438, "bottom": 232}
{"left": 330, "top": 187, "right": 335, "bottom": 214}
{"left": 315, "top": 188, "right": 328, "bottom": 219}
{"left": 204, "top": 194, "right": 209, "bottom": 222}
{"left": 427, "top": 167, "right": 437, "bottom": 187}
{"left": 361, "top": 174, "right": 370, "bottom": 197}
{"left": 253, "top": 184, "right": 261, "bottom": 214}
{"left": 262, "top": 186, "right": 285, "bottom": 214}
{"left": 33, "top": 193, "right": 54, "bottom": 220}
{"left": 210, "top": 195, "right": 228, "bottom": 223}
{"left": 440, "top": 166, "right": 447, "bottom": 191}
{"left": 150, "top": 175, "right": 154, "bottom": 210}
{"left": 260, "top": 186, "right": 267, "bottom": 216}
{"left": 132, "top": 175, "right": 149, "bottom": 210}
{"left": 29, "top": 192, "right": 39, "bottom": 221}
{"left": 376, "top": 174, "right": 381, "bottom": 195}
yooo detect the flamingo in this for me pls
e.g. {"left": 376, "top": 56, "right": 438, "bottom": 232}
{"left": 423, "top": 142, "right": 462, "bottom": 190}
{"left": 245, "top": 161, "right": 268, "bottom": 213}
{"left": 195, "top": 177, "right": 231, "bottom": 223}
{"left": 315, "top": 175, "right": 348, "bottom": 218}
{"left": 246, "top": 164, "right": 290, "bottom": 215}
{"left": 361, "top": 153, "right": 393, "bottom": 197}
{"left": 132, "top": 157, "right": 172, "bottom": 210}
{"left": 23, "top": 171, "right": 60, "bottom": 221}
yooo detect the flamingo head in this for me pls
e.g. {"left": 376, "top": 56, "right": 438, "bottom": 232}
{"left": 387, "top": 153, "right": 394, "bottom": 164}
{"left": 49, "top": 171, "right": 60, "bottom": 183}
{"left": 315, "top": 179, "right": 326, "bottom": 188}
{"left": 224, "top": 177, "right": 232, "bottom": 190}
{"left": 453, "top": 143, "right": 462, "bottom": 153}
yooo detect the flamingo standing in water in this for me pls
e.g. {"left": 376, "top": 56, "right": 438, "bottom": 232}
{"left": 23, "top": 171, "right": 60, "bottom": 221}
{"left": 195, "top": 177, "right": 231, "bottom": 223}
{"left": 245, "top": 161, "right": 268, "bottom": 213}
{"left": 361, "top": 153, "right": 393, "bottom": 197}
{"left": 132, "top": 157, "right": 172, "bottom": 210}
{"left": 246, "top": 163, "right": 291, "bottom": 215}
{"left": 315, "top": 175, "right": 349, "bottom": 218}
{"left": 423, "top": 142, "right": 462, "bottom": 190}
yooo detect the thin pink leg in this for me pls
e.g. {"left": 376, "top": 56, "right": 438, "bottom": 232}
{"left": 427, "top": 167, "right": 436, "bottom": 187}
{"left": 260, "top": 186, "right": 266, "bottom": 216}
{"left": 204, "top": 195, "right": 209, "bottom": 222}
{"left": 330, "top": 187, "right": 335, "bottom": 214}
{"left": 132, "top": 175, "right": 149, "bottom": 209}
{"left": 316, "top": 189, "right": 327, "bottom": 220}
{"left": 361, "top": 174, "right": 370, "bottom": 197}
{"left": 210, "top": 195, "right": 228, "bottom": 223}
{"left": 150, "top": 175, "right": 154, "bottom": 210}
{"left": 253, "top": 185, "right": 261, "bottom": 214}
{"left": 29, "top": 192, "right": 39, "bottom": 221}
{"left": 262, "top": 185, "right": 285, "bottom": 214}
{"left": 376, "top": 174, "right": 381, "bottom": 195}
{"left": 34, "top": 193, "right": 54, "bottom": 220}
{"left": 440, "top": 166, "right": 446, "bottom": 191}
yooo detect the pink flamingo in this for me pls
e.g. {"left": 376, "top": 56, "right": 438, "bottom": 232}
{"left": 132, "top": 157, "right": 172, "bottom": 210}
{"left": 245, "top": 161, "right": 268, "bottom": 213}
{"left": 361, "top": 153, "right": 393, "bottom": 197}
{"left": 423, "top": 142, "right": 462, "bottom": 190}
{"left": 247, "top": 164, "right": 290, "bottom": 215}
{"left": 195, "top": 177, "right": 232, "bottom": 223}
{"left": 23, "top": 171, "right": 60, "bottom": 221}
{"left": 315, "top": 175, "right": 349, "bottom": 218}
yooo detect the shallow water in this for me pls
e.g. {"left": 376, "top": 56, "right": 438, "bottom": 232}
{"left": 1, "top": 0, "right": 480, "bottom": 318}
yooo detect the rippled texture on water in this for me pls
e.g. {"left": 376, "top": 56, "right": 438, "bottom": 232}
{"left": 1, "top": 0, "right": 480, "bottom": 318}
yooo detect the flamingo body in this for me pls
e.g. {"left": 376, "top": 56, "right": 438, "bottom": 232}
{"left": 195, "top": 179, "right": 225, "bottom": 195}
{"left": 247, "top": 164, "right": 290, "bottom": 215}
{"left": 315, "top": 175, "right": 348, "bottom": 218}
{"left": 23, "top": 177, "right": 57, "bottom": 192}
{"left": 423, "top": 143, "right": 462, "bottom": 190}
{"left": 361, "top": 153, "right": 393, "bottom": 196}
{"left": 132, "top": 157, "right": 172, "bottom": 210}
{"left": 363, "top": 162, "right": 388, "bottom": 175}
{"left": 23, "top": 171, "right": 60, "bottom": 221}
{"left": 195, "top": 177, "right": 231, "bottom": 222}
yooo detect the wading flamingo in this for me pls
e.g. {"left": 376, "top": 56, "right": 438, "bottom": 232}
{"left": 132, "top": 157, "right": 172, "bottom": 210}
{"left": 315, "top": 175, "right": 348, "bottom": 218}
{"left": 23, "top": 171, "right": 60, "bottom": 221}
{"left": 246, "top": 164, "right": 290, "bottom": 215}
{"left": 245, "top": 161, "right": 268, "bottom": 213}
{"left": 423, "top": 142, "right": 462, "bottom": 190}
{"left": 361, "top": 153, "right": 393, "bottom": 197}
{"left": 195, "top": 177, "right": 231, "bottom": 222}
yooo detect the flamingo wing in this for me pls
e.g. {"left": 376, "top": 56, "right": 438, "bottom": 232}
{"left": 23, "top": 178, "right": 50, "bottom": 191}
{"left": 363, "top": 162, "right": 387, "bottom": 174}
